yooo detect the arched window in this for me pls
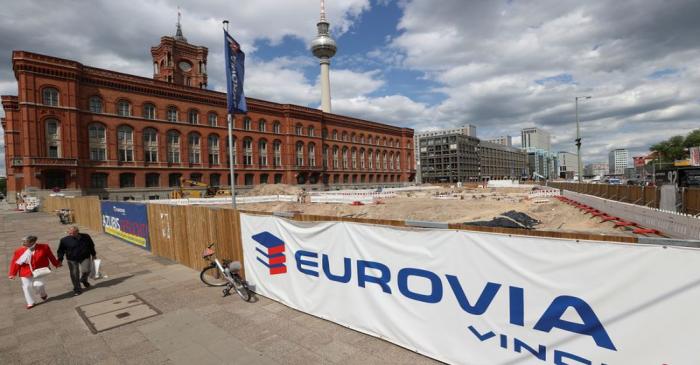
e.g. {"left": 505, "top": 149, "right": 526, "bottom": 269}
{"left": 143, "top": 128, "right": 158, "bottom": 163}
{"left": 90, "top": 173, "right": 108, "bottom": 188}
{"left": 208, "top": 135, "right": 220, "bottom": 165}
{"left": 167, "top": 107, "right": 178, "bottom": 122}
{"left": 333, "top": 146, "right": 339, "bottom": 168}
{"left": 44, "top": 119, "right": 61, "bottom": 158}
{"left": 332, "top": 130, "right": 338, "bottom": 140}
{"left": 342, "top": 147, "right": 349, "bottom": 169}
{"left": 296, "top": 142, "right": 305, "bottom": 166}
{"left": 389, "top": 152, "right": 394, "bottom": 170}
{"left": 117, "top": 126, "right": 134, "bottom": 162}
{"left": 208, "top": 113, "right": 218, "bottom": 127}
{"left": 258, "top": 119, "right": 266, "bottom": 132}
{"left": 188, "top": 110, "right": 199, "bottom": 124}
{"left": 360, "top": 149, "right": 366, "bottom": 169}
{"left": 342, "top": 131, "right": 348, "bottom": 142}
{"left": 226, "top": 137, "right": 237, "bottom": 165}
{"left": 117, "top": 100, "right": 131, "bottom": 117}
{"left": 407, "top": 152, "right": 412, "bottom": 169}
{"left": 88, "top": 123, "right": 106, "bottom": 161}
{"left": 167, "top": 131, "right": 181, "bottom": 163}
{"left": 395, "top": 154, "right": 400, "bottom": 170}
{"left": 295, "top": 124, "right": 303, "bottom": 136}
{"left": 308, "top": 143, "right": 316, "bottom": 167}
{"left": 322, "top": 128, "right": 328, "bottom": 139}
{"left": 169, "top": 173, "right": 182, "bottom": 187}
{"left": 351, "top": 133, "right": 356, "bottom": 143}
{"left": 368, "top": 150, "right": 374, "bottom": 169}
{"left": 308, "top": 126, "right": 315, "bottom": 137}
{"left": 376, "top": 151, "right": 381, "bottom": 170}
{"left": 351, "top": 148, "right": 357, "bottom": 169}
{"left": 210, "top": 173, "right": 221, "bottom": 187}
{"left": 119, "top": 173, "right": 135, "bottom": 188}
{"left": 258, "top": 139, "right": 268, "bottom": 166}
{"left": 273, "top": 140, "right": 282, "bottom": 166}
{"left": 243, "top": 118, "right": 251, "bottom": 130}
{"left": 383, "top": 151, "right": 388, "bottom": 170}
{"left": 42, "top": 87, "right": 59, "bottom": 106}
{"left": 143, "top": 103, "right": 156, "bottom": 119}
{"left": 146, "top": 173, "right": 160, "bottom": 187}
{"left": 368, "top": 135, "right": 373, "bottom": 145}
{"left": 323, "top": 145, "right": 329, "bottom": 168}
{"left": 360, "top": 135, "right": 365, "bottom": 144}
{"left": 243, "top": 138, "right": 253, "bottom": 165}
{"left": 188, "top": 133, "right": 201, "bottom": 163}
{"left": 273, "top": 121, "right": 281, "bottom": 134}
{"left": 89, "top": 96, "right": 102, "bottom": 113}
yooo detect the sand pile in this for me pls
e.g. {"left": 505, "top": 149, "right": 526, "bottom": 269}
{"left": 243, "top": 184, "right": 302, "bottom": 196}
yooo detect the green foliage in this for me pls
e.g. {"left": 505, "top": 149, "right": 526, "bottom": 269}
{"left": 649, "top": 129, "right": 700, "bottom": 162}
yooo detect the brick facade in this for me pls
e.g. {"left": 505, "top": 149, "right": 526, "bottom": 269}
{"left": 1, "top": 44, "right": 414, "bottom": 199}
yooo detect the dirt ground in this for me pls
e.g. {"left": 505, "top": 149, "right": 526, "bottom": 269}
{"left": 229, "top": 186, "right": 635, "bottom": 237}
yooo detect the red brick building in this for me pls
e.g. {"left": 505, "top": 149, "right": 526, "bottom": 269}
{"left": 1, "top": 31, "right": 415, "bottom": 201}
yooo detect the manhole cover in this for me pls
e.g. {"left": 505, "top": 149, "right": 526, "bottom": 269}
{"left": 76, "top": 294, "right": 161, "bottom": 333}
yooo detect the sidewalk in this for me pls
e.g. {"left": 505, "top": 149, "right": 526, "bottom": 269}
{"left": 0, "top": 209, "right": 440, "bottom": 365}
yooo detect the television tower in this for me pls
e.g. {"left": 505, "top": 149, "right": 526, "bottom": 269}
{"left": 310, "top": 0, "right": 337, "bottom": 113}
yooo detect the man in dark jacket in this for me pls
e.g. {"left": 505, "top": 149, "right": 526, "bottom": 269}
{"left": 57, "top": 226, "right": 96, "bottom": 295}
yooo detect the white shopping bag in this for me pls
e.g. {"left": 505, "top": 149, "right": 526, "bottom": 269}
{"left": 90, "top": 258, "right": 103, "bottom": 279}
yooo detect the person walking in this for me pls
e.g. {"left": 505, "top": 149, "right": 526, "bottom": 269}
{"left": 57, "top": 226, "right": 96, "bottom": 295}
{"left": 8, "top": 236, "right": 61, "bottom": 309}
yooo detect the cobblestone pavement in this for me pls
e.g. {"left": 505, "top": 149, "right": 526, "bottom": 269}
{"left": 0, "top": 206, "right": 441, "bottom": 365}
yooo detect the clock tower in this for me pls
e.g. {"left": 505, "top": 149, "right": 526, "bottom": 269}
{"left": 151, "top": 11, "right": 208, "bottom": 88}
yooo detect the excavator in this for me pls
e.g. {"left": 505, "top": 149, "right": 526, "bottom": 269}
{"left": 170, "top": 178, "right": 232, "bottom": 199}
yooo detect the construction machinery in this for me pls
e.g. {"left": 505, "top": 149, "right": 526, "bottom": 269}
{"left": 170, "top": 178, "right": 232, "bottom": 199}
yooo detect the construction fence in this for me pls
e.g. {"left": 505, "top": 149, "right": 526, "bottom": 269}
{"left": 547, "top": 182, "right": 700, "bottom": 215}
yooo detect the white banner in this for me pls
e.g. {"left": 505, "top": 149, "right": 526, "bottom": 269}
{"left": 241, "top": 213, "right": 700, "bottom": 365}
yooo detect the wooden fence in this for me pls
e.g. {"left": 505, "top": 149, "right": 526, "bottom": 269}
{"left": 547, "top": 183, "right": 660, "bottom": 208}
{"left": 686, "top": 188, "right": 700, "bottom": 215}
{"left": 41, "top": 196, "right": 103, "bottom": 232}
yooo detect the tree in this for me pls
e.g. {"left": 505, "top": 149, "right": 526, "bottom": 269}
{"left": 649, "top": 129, "right": 700, "bottom": 162}
{"left": 684, "top": 129, "right": 700, "bottom": 148}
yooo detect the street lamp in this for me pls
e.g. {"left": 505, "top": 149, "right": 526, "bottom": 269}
{"left": 575, "top": 96, "right": 592, "bottom": 183}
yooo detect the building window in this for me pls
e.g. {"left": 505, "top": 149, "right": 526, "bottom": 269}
{"left": 342, "top": 132, "right": 348, "bottom": 142}
{"left": 274, "top": 174, "right": 283, "bottom": 184}
{"left": 258, "top": 119, "right": 266, "bottom": 132}
{"left": 389, "top": 153, "right": 394, "bottom": 170}
{"left": 45, "top": 119, "right": 61, "bottom": 158}
{"left": 90, "top": 173, "right": 108, "bottom": 188}
{"left": 296, "top": 142, "right": 304, "bottom": 166}
{"left": 351, "top": 133, "right": 356, "bottom": 143}
{"left": 258, "top": 140, "right": 268, "bottom": 166}
{"left": 332, "top": 130, "right": 338, "bottom": 140}
{"left": 273, "top": 140, "right": 282, "bottom": 166}
{"left": 342, "top": 147, "right": 349, "bottom": 169}
{"left": 227, "top": 138, "right": 237, "bottom": 166}
{"left": 190, "top": 173, "right": 203, "bottom": 182}
{"left": 333, "top": 146, "right": 339, "bottom": 168}
{"left": 167, "top": 107, "right": 178, "bottom": 122}
{"left": 308, "top": 126, "right": 315, "bottom": 137}
{"left": 383, "top": 151, "right": 388, "bottom": 170}
{"left": 117, "top": 126, "right": 134, "bottom": 162}
{"left": 368, "top": 150, "right": 373, "bottom": 169}
{"left": 208, "top": 135, "right": 220, "bottom": 165}
{"left": 144, "top": 128, "right": 158, "bottom": 163}
{"left": 376, "top": 152, "right": 381, "bottom": 170}
{"left": 210, "top": 173, "right": 221, "bottom": 187}
{"left": 243, "top": 138, "right": 253, "bottom": 165}
{"left": 322, "top": 129, "right": 328, "bottom": 139}
{"left": 208, "top": 113, "right": 217, "bottom": 126}
{"left": 88, "top": 123, "right": 106, "bottom": 161}
{"left": 89, "top": 96, "right": 102, "bottom": 113}
{"left": 169, "top": 173, "right": 182, "bottom": 187}
{"left": 146, "top": 173, "right": 160, "bottom": 187}
{"left": 42, "top": 87, "right": 59, "bottom": 106}
{"left": 244, "top": 174, "right": 254, "bottom": 186}
{"left": 368, "top": 136, "right": 373, "bottom": 145}
{"left": 396, "top": 154, "right": 400, "bottom": 170}
{"left": 273, "top": 121, "right": 281, "bottom": 134}
{"left": 323, "top": 145, "right": 329, "bottom": 168}
{"left": 188, "top": 133, "right": 201, "bottom": 164}
{"left": 295, "top": 124, "right": 303, "bottom": 136}
{"left": 260, "top": 174, "right": 269, "bottom": 184}
{"left": 167, "top": 131, "right": 180, "bottom": 163}
{"left": 119, "top": 173, "right": 135, "bottom": 188}
{"left": 188, "top": 110, "right": 199, "bottom": 124}
{"left": 243, "top": 118, "right": 251, "bottom": 130}
{"left": 360, "top": 149, "right": 365, "bottom": 169}
{"left": 117, "top": 100, "right": 131, "bottom": 117}
{"left": 308, "top": 143, "right": 316, "bottom": 167}
{"left": 143, "top": 103, "right": 156, "bottom": 119}
{"left": 351, "top": 148, "right": 357, "bottom": 169}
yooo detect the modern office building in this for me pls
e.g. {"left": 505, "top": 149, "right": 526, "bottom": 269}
{"left": 557, "top": 151, "right": 579, "bottom": 178}
{"left": 414, "top": 124, "right": 477, "bottom": 182}
{"left": 479, "top": 141, "right": 528, "bottom": 179}
{"left": 608, "top": 149, "right": 630, "bottom": 175}
{"left": 419, "top": 133, "right": 480, "bottom": 183}
{"left": 584, "top": 163, "right": 609, "bottom": 178}
{"left": 1, "top": 22, "right": 414, "bottom": 201}
{"left": 521, "top": 127, "right": 551, "bottom": 151}
{"left": 487, "top": 135, "right": 512, "bottom": 147}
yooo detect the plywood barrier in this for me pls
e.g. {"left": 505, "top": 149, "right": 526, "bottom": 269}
{"left": 549, "top": 183, "right": 660, "bottom": 209}
{"left": 686, "top": 188, "right": 700, "bottom": 215}
{"left": 41, "top": 196, "right": 103, "bottom": 232}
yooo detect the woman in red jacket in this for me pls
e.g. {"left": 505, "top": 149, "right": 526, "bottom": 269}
{"left": 8, "top": 235, "right": 61, "bottom": 309}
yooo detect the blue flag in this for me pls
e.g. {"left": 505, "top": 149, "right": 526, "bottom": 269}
{"left": 224, "top": 30, "right": 247, "bottom": 114}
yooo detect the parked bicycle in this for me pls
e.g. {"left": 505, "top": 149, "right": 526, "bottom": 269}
{"left": 200, "top": 243, "right": 252, "bottom": 301}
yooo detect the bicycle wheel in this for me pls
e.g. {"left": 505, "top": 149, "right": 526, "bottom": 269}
{"left": 233, "top": 276, "right": 252, "bottom": 301}
{"left": 200, "top": 266, "right": 228, "bottom": 287}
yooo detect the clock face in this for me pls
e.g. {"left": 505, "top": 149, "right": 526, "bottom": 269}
{"left": 178, "top": 61, "right": 192, "bottom": 72}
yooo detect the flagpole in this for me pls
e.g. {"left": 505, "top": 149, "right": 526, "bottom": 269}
{"left": 224, "top": 20, "right": 237, "bottom": 209}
